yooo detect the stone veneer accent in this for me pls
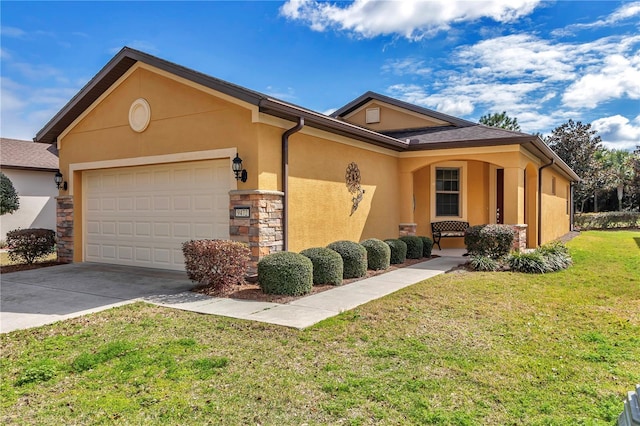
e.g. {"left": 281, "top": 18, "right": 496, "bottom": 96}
{"left": 399, "top": 223, "right": 417, "bottom": 237}
{"left": 56, "top": 195, "right": 74, "bottom": 263}
{"left": 511, "top": 224, "right": 528, "bottom": 252}
{"left": 229, "top": 190, "right": 284, "bottom": 273}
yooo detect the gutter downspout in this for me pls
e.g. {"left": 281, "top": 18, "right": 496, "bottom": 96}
{"left": 570, "top": 182, "right": 575, "bottom": 231}
{"left": 538, "top": 159, "right": 554, "bottom": 246}
{"left": 282, "top": 117, "right": 304, "bottom": 252}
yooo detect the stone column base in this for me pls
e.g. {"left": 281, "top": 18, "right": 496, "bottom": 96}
{"left": 511, "top": 224, "right": 528, "bottom": 252}
{"left": 399, "top": 223, "right": 417, "bottom": 237}
{"left": 56, "top": 196, "right": 74, "bottom": 263}
{"left": 229, "top": 190, "right": 284, "bottom": 274}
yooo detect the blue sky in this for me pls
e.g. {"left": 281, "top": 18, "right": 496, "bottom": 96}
{"left": 2, "top": 1, "right": 639, "bottom": 150}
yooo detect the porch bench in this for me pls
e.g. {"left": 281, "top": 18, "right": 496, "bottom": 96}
{"left": 431, "top": 221, "right": 470, "bottom": 250}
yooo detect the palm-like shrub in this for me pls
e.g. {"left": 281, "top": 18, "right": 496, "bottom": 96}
{"left": 360, "top": 238, "right": 390, "bottom": 270}
{"left": 508, "top": 251, "right": 547, "bottom": 274}
{"left": 326, "top": 240, "right": 367, "bottom": 279}
{"left": 258, "top": 252, "right": 313, "bottom": 295}
{"left": 384, "top": 239, "right": 407, "bottom": 264}
{"left": 300, "top": 247, "right": 343, "bottom": 285}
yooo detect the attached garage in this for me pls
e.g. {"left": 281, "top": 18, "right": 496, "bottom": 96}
{"left": 83, "top": 159, "right": 231, "bottom": 270}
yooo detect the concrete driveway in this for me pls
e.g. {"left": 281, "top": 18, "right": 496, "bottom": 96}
{"left": 1, "top": 263, "right": 193, "bottom": 333}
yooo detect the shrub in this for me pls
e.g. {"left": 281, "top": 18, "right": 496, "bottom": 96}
{"left": 258, "top": 252, "right": 313, "bottom": 295}
{"left": 6, "top": 228, "right": 55, "bottom": 264}
{"left": 326, "top": 240, "right": 367, "bottom": 279}
{"left": 469, "top": 255, "right": 499, "bottom": 272}
{"left": 300, "top": 247, "right": 343, "bottom": 285}
{"left": 418, "top": 236, "right": 434, "bottom": 258}
{"left": 0, "top": 172, "right": 20, "bottom": 215}
{"left": 574, "top": 212, "right": 640, "bottom": 230}
{"left": 399, "top": 236, "right": 424, "bottom": 259}
{"left": 464, "top": 224, "right": 515, "bottom": 259}
{"left": 508, "top": 251, "right": 547, "bottom": 274}
{"left": 385, "top": 239, "right": 407, "bottom": 264}
{"left": 360, "top": 238, "right": 390, "bottom": 271}
{"left": 182, "top": 239, "right": 250, "bottom": 295}
{"left": 536, "top": 241, "right": 572, "bottom": 272}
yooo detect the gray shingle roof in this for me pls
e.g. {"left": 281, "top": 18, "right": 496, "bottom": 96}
{"left": 0, "top": 138, "right": 59, "bottom": 171}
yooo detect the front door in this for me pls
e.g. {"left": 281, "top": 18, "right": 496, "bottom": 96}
{"left": 496, "top": 169, "right": 504, "bottom": 224}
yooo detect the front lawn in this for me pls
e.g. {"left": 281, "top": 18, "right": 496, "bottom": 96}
{"left": 1, "top": 230, "right": 638, "bottom": 425}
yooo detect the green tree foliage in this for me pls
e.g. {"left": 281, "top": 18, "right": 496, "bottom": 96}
{"left": 546, "top": 120, "right": 605, "bottom": 212}
{"left": 0, "top": 172, "right": 20, "bottom": 215}
{"left": 479, "top": 111, "right": 521, "bottom": 132}
{"left": 599, "top": 149, "right": 635, "bottom": 211}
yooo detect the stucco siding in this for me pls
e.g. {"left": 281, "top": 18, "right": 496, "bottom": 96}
{"left": 0, "top": 169, "right": 57, "bottom": 240}
{"left": 344, "top": 101, "right": 449, "bottom": 131}
{"left": 541, "top": 169, "right": 571, "bottom": 244}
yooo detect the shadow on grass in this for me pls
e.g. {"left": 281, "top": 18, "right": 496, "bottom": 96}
{"left": 634, "top": 237, "right": 640, "bottom": 249}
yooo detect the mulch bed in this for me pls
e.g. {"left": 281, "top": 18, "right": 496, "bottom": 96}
{"left": 192, "top": 256, "right": 439, "bottom": 304}
{"left": 0, "top": 261, "right": 66, "bottom": 274}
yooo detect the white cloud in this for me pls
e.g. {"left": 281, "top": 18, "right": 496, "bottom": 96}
{"left": 264, "top": 86, "right": 297, "bottom": 100}
{"left": 0, "top": 26, "right": 26, "bottom": 38}
{"left": 382, "top": 58, "right": 431, "bottom": 76}
{"left": 592, "top": 114, "right": 640, "bottom": 151}
{"left": 280, "top": 0, "right": 542, "bottom": 40}
{"left": 558, "top": 1, "right": 640, "bottom": 34}
{"left": 562, "top": 53, "right": 640, "bottom": 108}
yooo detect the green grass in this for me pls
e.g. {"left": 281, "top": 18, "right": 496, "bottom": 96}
{"left": 1, "top": 230, "right": 638, "bottom": 425}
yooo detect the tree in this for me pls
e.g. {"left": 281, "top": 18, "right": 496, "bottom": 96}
{"left": 0, "top": 172, "right": 20, "bottom": 215}
{"left": 600, "top": 149, "right": 634, "bottom": 211}
{"left": 630, "top": 145, "right": 640, "bottom": 211}
{"left": 479, "top": 111, "right": 521, "bottom": 132}
{"left": 546, "top": 120, "right": 604, "bottom": 212}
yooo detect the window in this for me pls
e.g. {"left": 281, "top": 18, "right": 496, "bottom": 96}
{"left": 435, "top": 168, "right": 460, "bottom": 216}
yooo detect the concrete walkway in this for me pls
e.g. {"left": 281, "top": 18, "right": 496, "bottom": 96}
{"left": 143, "top": 253, "right": 464, "bottom": 329}
{"left": 1, "top": 251, "right": 465, "bottom": 333}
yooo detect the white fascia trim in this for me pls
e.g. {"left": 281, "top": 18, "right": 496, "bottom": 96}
{"left": 68, "top": 148, "right": 237, "bottom": 195}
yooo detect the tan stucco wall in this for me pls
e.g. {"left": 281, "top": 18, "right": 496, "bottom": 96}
{"left": 344, "top": 101, "right": 449, "bottom": 132}
{"left": 541, "top": 168, "right": 571, "bottom": 244}
{"left": 286, "top": 131, "right": 400, "bottom": 252}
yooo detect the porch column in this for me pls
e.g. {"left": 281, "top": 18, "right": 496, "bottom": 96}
{"left": 398, "top": 171, "right": 416, "bottom": 235}
{"left": 502, "top": 167, "right": 525, "bottom": 225}
{"left": 56, "top": 195, "right": 74, "bottom": 263}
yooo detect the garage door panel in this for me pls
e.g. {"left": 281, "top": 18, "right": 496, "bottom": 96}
{"left": 85, "top": 159, "right": 230, "bottom": 270}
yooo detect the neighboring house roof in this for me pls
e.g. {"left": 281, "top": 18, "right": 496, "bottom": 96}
{"left": 0, "top": 138, "right": 59, "bottom": 172}
{"left": 33, "top": 47, "right": 579, "bottom": 181}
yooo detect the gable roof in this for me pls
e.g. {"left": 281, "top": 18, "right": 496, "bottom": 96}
{"left": 330, "top": 91, "right": 476, "bottom": 128}
{"left": 0, "top": 138, "right": 59, "bottom": 172}
{"left": 33, "top": 47, "right": 578, "bottom": 181}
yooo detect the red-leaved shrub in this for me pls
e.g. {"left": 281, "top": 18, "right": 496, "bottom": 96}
{"left": 182, "top": 239, "right": 250, "bottom": 295}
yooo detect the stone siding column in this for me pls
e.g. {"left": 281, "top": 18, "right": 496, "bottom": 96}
{"left": 399, "top": 223, "right": 417, "bottom": 237}
{"left": 511, "top": 224, "right": 528, "bottom": 252}
{"left": 56, "top": 196, "right": 74, "bottom": 263}
{"left": 229, "top": 190, "right": 284, "bottom": 274}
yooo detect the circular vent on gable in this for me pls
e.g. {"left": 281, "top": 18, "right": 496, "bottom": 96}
{"left": 129, "top": 98, "right": 151, "bottom": 133}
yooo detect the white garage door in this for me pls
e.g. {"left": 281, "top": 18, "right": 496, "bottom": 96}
{"left": 84, "top": 159, "right": 231, "bottom": 270}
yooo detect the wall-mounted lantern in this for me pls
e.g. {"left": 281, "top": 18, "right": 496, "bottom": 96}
{"left": 232, "top": 153, "right": 248, "bottom": 183}
{"left": 54, "top": 170, "right": 68, "bottom": 190}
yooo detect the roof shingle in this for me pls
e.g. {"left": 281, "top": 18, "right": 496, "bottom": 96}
{"left": 0, "top": 138, "right": 59, "bottom": 171}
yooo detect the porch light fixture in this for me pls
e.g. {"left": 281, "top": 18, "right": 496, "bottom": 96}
{"left": 54, "top": 170, "right": 68, "bottom": 190}
{"left": 232, "top": 153, "right": 248, "bottom": 183}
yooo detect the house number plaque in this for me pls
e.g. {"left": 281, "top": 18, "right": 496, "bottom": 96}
{"left": 234, "top": 206, "right": 250, "bottom": 218}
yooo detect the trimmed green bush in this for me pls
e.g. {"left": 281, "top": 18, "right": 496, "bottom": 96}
{"left": 300, "top": 247, "right": 343, "bottom": 285}
{"left": 384, "top": 239, "right": 407, "bottom": 264}
{"left": 360, "top": 238, "right": 390, "bottom": 271}
{"left": 258, "top": 252, "right": 313, "bottom": 296}
{"left": 469, "top": 255, "right": 499, "bottom": 272}
{"left": 399, "top": 236, "right": 423, "bottom": 259}
{"left": 182, "top": 239, "right": 250, "bottom": 295}
{"left": 508, "top": 251, "right": 547, "bottom": 274}
{"left": 6, "top": 228, "right": 55, "bottom": 264}
{"left": 465, "top": 224, "right": 515, "bottom": 259}
{"left": 418, "top": 236, "right": 434, "bottom": 258}
{"left": 326, "top": 240, "right": 367, "bottom": 279}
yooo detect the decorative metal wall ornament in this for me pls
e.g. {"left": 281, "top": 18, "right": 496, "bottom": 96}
{"left": 345, "top": 162, "right": 365, "bottom": 216}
